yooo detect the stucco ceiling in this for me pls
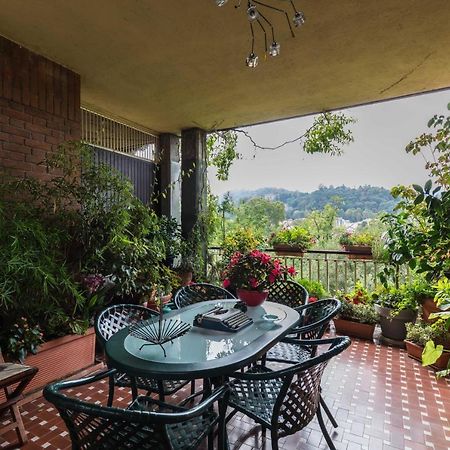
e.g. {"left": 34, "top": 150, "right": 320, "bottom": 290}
{"left": 0, "top": 0, "right": 449, "bottom": 134}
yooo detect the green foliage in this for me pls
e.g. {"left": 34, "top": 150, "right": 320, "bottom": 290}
{"left": 303, "top": 112, "right": 355, "bottom": 156}
{"left": 339, "top": 302, "right": 379, "bottom": 325}
{"left": 2, "top": 318, "right": 44, "bottom": 363}
{"left": 206, "top": 131, "right": 239, "bottom": 181}
{"left": 233, "top": 197, "right": 285, "bottom": 236}
{"left": 434, "top": 277, "right": 450, "bottom": 308}
{"left": 206, "top": 112, "right": 354, "bottom": 181}
{"left": 339, "top": 231, "right": 375, "bottom": 246}
{"left": 302, "top": 203, "right": 337, "bottom": 244}
{"left": 405, "top": 105, "right": 450, "bottom": 188}
{"left": 222, "top": 227, "right": 265, "bottom": 261}
{"left": 229, "top": 185, "right": 396, "bottom": 222}
{"left": 373, "top": 280, "right": 433, "bottom": 313}
{"left": 406, "top": 320, "right": 449, "bottom": 347}
{"left": 382, "top": 105, "right": 450, "bottom": 282}
{"left": 0, "top": 141, "right": 168, "bottom": 360}
{"left": 269, "top": 226, "right": 314, "bottom": 250}
{"left": 295, "top": 278, "right": 327, "bottom": 299}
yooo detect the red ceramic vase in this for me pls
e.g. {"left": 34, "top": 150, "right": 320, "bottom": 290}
{"left": 236, "top": 289, "right": 269, "bottom": 307}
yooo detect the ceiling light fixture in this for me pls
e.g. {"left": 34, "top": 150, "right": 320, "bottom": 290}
{"left": 215, "top": 0, "right": 306, "bottom": 68}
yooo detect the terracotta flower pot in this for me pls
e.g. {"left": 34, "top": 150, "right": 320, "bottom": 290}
{"left": 334, "top": 318, "right": 375, "bottom": 340}
{"left": 420, "top": 297, "right": 441, "bottom": 323}
{"left": 405, "top": 340, "right": 450, "bottom": 370}
{"left": 272, "top": 244, "right": 305, "bottom": 257}
{"left": 23, "top": 328, "right": 96, "bottom": 393}
{"left": 342, "top": 245, "right": 373, "bottom": 260}
{"left": 178, "top": 271, "right": 193, "bottom": 287}
{"left": 237, "top": 289, "right": 269, "bottom": 307}
{"left": 374, "top": 304, "right": 417, "bottom": 343}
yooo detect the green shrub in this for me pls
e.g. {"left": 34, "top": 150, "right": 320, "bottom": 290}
{"left": 269, "top": 226, "right": 314, "bottom": 250}
{"left": 339, "top": 302, "right": 378, "bottom": 325}
{"left": 295, "top": 278, "right": 327, "bottom": 299}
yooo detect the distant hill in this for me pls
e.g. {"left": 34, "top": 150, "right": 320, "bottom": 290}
{"left": 228, "top": 185, "right": 397, "bottom": 222}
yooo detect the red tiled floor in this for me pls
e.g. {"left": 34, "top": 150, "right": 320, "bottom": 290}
{"left": 1, "top": 329, "right": 450, "bottom": 449}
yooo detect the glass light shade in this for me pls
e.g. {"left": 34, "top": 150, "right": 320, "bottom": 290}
{"left": 269, "top": 41, "right": 281, "bottom": 57}
{"left": 246, "top": 52, "right": 259, "bottom": 68}
{"left": 293, "top": 11, "right": 306, "bottom": 27}
{"left": 247, "top": 5, "right": 259, "bottom": 21}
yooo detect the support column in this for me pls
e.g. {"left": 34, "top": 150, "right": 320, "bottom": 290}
{"left": 181, "top": 128, "right": 207, "bottom": 238}
{"left": 159, "top": 133, "right": 181, "bottom": 221}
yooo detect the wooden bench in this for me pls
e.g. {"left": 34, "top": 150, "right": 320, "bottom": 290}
{"left": 0, "top": 352, "right": 38, "bottom": 448}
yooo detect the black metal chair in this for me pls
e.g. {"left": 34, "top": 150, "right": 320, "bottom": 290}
{"left": 227, "top": 336, "right": 351, "bottom": 450}
{"left": 43, "top": 369, "right": 230, "bottom": 450}
{"left": 95, "top": 304, "right": 192, "bottom": 405}
{"left": 264, "top": 299, "right": 342, "bottom": 436}
{"left": 174, "top": 283, "right": 235, "bottom": 309}
{"left": 267, "top": 279, "right": 309, "bottom": 308}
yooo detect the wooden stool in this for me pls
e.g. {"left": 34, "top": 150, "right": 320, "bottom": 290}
{"left": 0, "top": 357, "right": 38, "bottom": 449}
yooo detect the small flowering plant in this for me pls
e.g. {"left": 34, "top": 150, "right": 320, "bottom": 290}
{"left": 222, "top": 250, "right": 296, "bottom": 292}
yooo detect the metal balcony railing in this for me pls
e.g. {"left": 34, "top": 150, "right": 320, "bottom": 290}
{"left": 207, "top": 247, "right": 410, "bottom": 295}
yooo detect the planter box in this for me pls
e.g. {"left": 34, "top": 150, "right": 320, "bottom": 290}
{"left": 374, "top": 304, "right": 417, "bottom": 343}
{"left": 22, "top": 327, "right": 96, "bottom": 393}
{"left": 334, "top": 318, "right": 375, "bottom": 340}
{"left": 342, "top": 245, "right": 372, "bottom": 260}
{"left": 421, "top": 297, "right": 441, "bottom": 323}
{"left": 272, "top": 244, "right": 305, "bottom": 257}
{"left": 405, "top": 340, "right": 450, "bottom": 370}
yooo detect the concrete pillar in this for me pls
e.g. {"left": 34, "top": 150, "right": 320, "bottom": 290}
{"left": 159, "top": 133, "right": 181, "bottom": 221}
{"left": 181, "top": 128, "right": 207, "bottom": 238}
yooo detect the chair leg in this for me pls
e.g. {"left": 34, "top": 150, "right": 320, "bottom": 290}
{"left": 317, "top": 405, "right": 336, "bottom": 450}
{"left": 157, "top": 380, "right": 165, "bottom": 402}
{"left": 270, "top": 429, "right": 279, "bottom": 450}
{"left": 11, "top": 404, "right": 27, "bottom": 446}
{"left": 320, "top": 394, "right": 338, "bottom": 428}
{"left": 107, "top": 374, "right": 115, "bottom": 407}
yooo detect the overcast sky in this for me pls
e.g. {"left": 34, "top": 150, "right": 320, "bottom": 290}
{"left": 208, "top": 89, "right": 450, "bottom": 197}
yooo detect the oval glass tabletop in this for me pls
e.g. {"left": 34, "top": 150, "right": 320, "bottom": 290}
{"left": 105, "top": 300, "right": 300, "bottom": 380}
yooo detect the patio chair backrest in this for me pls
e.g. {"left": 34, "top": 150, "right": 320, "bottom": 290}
{"left": 174, "top": 283, "right": 235, "bottom": 309}
{"left": 274, "top": 337, "right": 350, "bottom": 436}
{"left": 297, "top": 298, "right": 341, "bottom": 340}
{"left": 267, "top": 280, "right": 309, "bottom": 308}
{"left": 95, "top": 304, "right": 157, "bottom": 347}
{"left": 43, "top": 370, "right": 228, "bottom": 450}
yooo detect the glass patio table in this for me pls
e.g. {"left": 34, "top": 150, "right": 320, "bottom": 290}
{"left": 105, "top": 300, "right": 300, "bottom": 381}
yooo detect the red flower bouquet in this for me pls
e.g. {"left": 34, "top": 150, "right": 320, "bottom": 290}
{"left": 222, "top": 250, "right": 296, "bottom": 296}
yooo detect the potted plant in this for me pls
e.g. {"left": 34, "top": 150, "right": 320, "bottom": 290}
{"left": 295, "top": 278, "right": 327, "bottom": 302}
{"left": 222, "top": 250, "right": 295, "bottom": 306}
{"left": 0, "top": 142, "right": 167, "bottom": 392}
{"left": 339, "top": 231, "right": 375, "bottom": 259}
{"left": 405, "top": 319, "right": 450, "bottom": 370}
{"left": 373, "top": 285, "right": 419, "bottom": 346}
{"left": 334, "top": 283, "right": 378, "bottom": 340}
{"left": 269, "top": 225, "right": 315, "bottom": 256}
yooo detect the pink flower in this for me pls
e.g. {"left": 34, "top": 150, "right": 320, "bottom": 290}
{"left": 260, "top": 253, "right": 271, "bottom": 265}
{"left": 287, "top": 266, "right": 296, "bottom": 276}
{"left": 271, "top": 268, "right": 281, "bottom": 278}
{"left": 268, "top": 274, "right": 276, "bottom": 284}
{"left": 223, "top": 279, "right": 231, "bottom": 288}
{"left": 249, "top": 277, "right": 258, "bottom": 289}
{"left": 250, "top": 249, "right": 262, "bottom": 258}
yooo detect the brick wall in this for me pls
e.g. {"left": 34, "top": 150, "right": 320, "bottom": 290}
{"left": 0, "top": 36, "right": 81, "bottom": 180}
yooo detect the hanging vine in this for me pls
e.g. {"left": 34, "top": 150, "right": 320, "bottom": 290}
{"left": 206, "top": 112, "right": 355, "bottom": 181}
